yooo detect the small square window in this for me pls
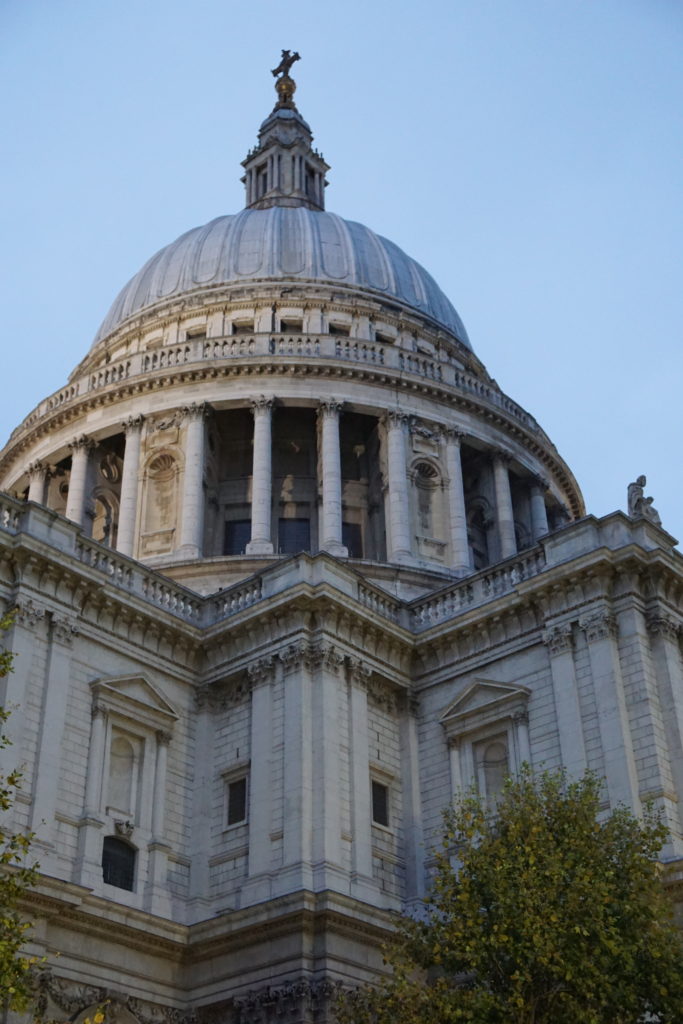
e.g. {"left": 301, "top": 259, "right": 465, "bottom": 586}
{"left": 227, "top": 777, "right": 247, "bottom": 826}
{"left": 371, "top": 780, "right": 389, "bottom": 827}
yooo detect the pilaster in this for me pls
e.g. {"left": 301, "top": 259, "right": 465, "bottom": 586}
{"left": 242, "top": 656, "right": 277, "bottom": 904}
{"left": 542, "top": 622, "right": 587, "bottom": 778}
{"left": 647, "top": 611, "right": 683, "bottom": 843}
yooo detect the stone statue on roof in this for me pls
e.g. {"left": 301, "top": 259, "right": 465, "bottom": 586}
{"left": 627, "top": 475, "right": 662, "bottom": 526}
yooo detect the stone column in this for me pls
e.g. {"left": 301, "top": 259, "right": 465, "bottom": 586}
{"left": 647, "top": 613, "right": 683, "bottom": 839}
{"left": 401, "top": 695, "right": 426, "bottom": 905}
{"left": 75, "top": 699, "right": 108, "bottom": 890}
{"left": 530, "top": 475, "right": 550, "bottom": 541}
{"left": 492, "top": 451, "right": 517, "bottom": 560}
{"left": 30, "top": 615, "right": 79, "bottom": 865}
{"left": 383, "top": 411, "right": 412, "bottom": 563}
{"left": 83, "top": 702, "right": 107, "bottom": 819}
{"left": 542, "top": 623, "right": 587, "bottom": 778}
{"left": 245, "top": 657, "right": 276, "bottom": 889}
{"left": 319, "top": 399, "right": 347, "bottom": 557}
{"left": 178, "top": 403, "right": 207, "bottom": 557}
{"left": 347, "top": 659, "right": 375, "bottom": 900}
{"left": 66, "top": 435, "right": 95, "bottom": 526}
{"left": 246, "top": 396, "right": 274, "bottom": 555}
{"left": 276, "top": 642, "right": 314, "bottom": 894}
{"left": 146, "top": 729, "right": 172, "bottom": 917}
{"left": 448, "top": 739, "right": 463, "bottom": 796}
{"left": 117, "top": 414, "right": 144, "bottom": 557}
{"left": 311, "top": 643, "right": 345, "bottom": 887}
{"left": 579, "top": 609, "right": 640, "bottom": 812}
{"left": 443, "top": 428, "right": 471, "bottom": 573}
{"left": 188, "top": 687, "right": 215, "bottom": 915}
{"left": 513, "top": 710, "right": 531, "bottom": 765}
{"left": 27, "top": 461, "right": 47, "bottom": 505}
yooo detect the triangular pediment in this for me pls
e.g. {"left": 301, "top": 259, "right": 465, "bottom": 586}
{"left": 90, "top": 674, "right": 178, "bottom": 730}
{"left": 440, "top": 679, "right": 529, "bottom": 728}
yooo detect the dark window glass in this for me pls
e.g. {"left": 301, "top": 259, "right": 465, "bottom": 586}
{"left": 279, "top": 320, "right": 303, "bottom": 333}
{"left": 371, "top": 780, "right": 389, "bottom": 827}
{"left": 227, "top": 777, "right": 247, "bottom": 825}
{"left": 224, "top": 519, "right": 251, "bottom": 555}
{"left": 278, "top": 518, "right": 310, "bottom": 554}
{"left": 342, "top": 522, "right": 363, "bottom": 558}
{"left": 232, "top": 321, "right": 254, "bottom": 335}
{"left": 102, "top": 836, "right": 136, "bottom": 891}
{"left": 328, "top": 323, "right": 350, "bottom": 337}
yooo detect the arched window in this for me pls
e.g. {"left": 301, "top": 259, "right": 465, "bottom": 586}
{"left": 102, "top": 836, "right": 136, "bottom": 891}
{"left": 476, "top": 736, "right": 509, "bottom": 807}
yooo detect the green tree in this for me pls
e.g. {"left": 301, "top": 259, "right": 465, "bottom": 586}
{"left": 337, "top": 768, "right": 683, "bottom": 1024}
{"left": 0, "top": 612, "right": 39, "bottom": 1012}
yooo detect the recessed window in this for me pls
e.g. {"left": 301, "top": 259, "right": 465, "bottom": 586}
{"left": 279, "top": 319, "right": 303, "bottom": 333}
{"left": 232, "top": 320, "right": 254, "bottom": 335}
{"left": 256, "top": 163, "right": 268, "bottom": 198}
{"left": 102, "top": 836, "right": 136, "bottom": 891}
{"left": 371, "top": 780, "right": 389, "bottom": 827}
{"left": 186, "top": 327, "right": 207, "bottom": 341}
{"left": 328, "top": 323, "right": 350, "bottom": 337}
{"left": 278, "top": 517, "right": 310, "bottom": 554}
{"left": 227, "top": 777, "right": 247, "bottom": 826}
{"left": 224, "top": 519, "right": 251, "bottom": 555}
{"left": 342, "top": 521, "right": 363, "bottom": 558}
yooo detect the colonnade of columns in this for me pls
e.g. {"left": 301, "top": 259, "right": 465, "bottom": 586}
{"left": 29, "top": 398, "right": 552, "bottom": 571}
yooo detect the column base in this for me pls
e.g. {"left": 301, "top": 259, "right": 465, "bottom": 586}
{"left": 321, "top": 541, "right": 348, "bottom": 558}
{"left": 245, "top": 539, "right": 274, "bottom": 555}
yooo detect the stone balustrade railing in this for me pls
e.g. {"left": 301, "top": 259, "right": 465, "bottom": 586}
{"left": 8, "top": 333, "right": 544, "bottom": 443}
{"left": 408, "top": 547, "right": 547, "bottom": 629}
{"left": 0, "top": 495, "right": 551, "bottom": 632}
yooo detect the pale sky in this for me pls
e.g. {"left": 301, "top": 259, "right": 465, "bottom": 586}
{"left": 1, "top": 0, "right": 681, "bottom": 541}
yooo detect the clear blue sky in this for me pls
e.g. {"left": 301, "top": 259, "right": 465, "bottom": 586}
{"left": 1, "top": 0, "right": 681, "bottom": 541}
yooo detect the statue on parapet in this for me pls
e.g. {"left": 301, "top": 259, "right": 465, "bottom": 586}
{"left": 627, "top": 475, "right": 662, "bottom": 526}
{"left": 272, "top": 49, "right": 300, "bottom": 79}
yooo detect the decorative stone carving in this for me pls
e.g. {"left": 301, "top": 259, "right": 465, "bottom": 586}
{"left": 579, "top": 610, "right": 618, "bottom": 643}
{"left": 114, "top": 818, "right": 134, "bottom": 838}
{"left": 627, "top": 475, "right": 662, "bottom": 526}
{"left": 278, "top": 639, "right": 344, "bottom": 673}
{"left": 32, "top": 969, "right": 105, "bottom": 1020}
{"left": 348, "top": 656, "right": 372, "bottom": 688}
{"left": 233, "top": 977, "right": 342, "bottom": 1023}
{"left": 182, "top": 401, "right": 209, "bottom": 423}
{"left": 646, "top": 613, "right": 680, "bottom": 641}
{"left": 542, "top": 623, "right": 574, "bottom": 656}
{"left": 250, "top": 394, "right": 274, "bottom": 414}
{"left": 367, "top": 678, "right": 398, "bottom": 713}
{"left": 69, "top": 434, "right": 96, "bottom": 454}
{"left": 51, "top": 614, "right": 79, "bottom": 646}
{"left": 247, "top": 655, "right": 277, "bottom": 685}
{"left": 11, "top": 598, "right": 46, "bottom": 629}
{"left": 100, "top": 451, "right": 121, "bottom": 483}
{"left": 156, "top": 729, "right": 172, "bottom": 746}
{"left": 318, "top": 397, "right": 343, "bottom": 418}
{"left": 123, "top": 413, "right": 145, "bottom": 433}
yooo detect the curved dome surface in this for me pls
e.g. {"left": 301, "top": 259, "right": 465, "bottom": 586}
{"left": 94, "top": 207, "right": 471, "bottom": 349}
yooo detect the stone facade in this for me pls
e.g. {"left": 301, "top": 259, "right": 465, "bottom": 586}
{"left": 0, "top": 65, "right": 682, "bottom": 1024}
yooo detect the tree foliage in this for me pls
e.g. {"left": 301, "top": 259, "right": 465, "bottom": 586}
{"left": 336, "top": 768, "right": 683, "bottom": 1024}
{"left": 0, "top": 612, "right": 39, "bottom": 1012}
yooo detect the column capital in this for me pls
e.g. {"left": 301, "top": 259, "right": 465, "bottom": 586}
{"left": 156, "top": 729, "right": 172, "bottom": 747}
{"left": 492, "top": 448, "right": 513, "bottom": 467}
{"left": 181, "top": 401, "right": 209, "bottom": 422}
{"left": 27, "top": 460, "right": 46, "bottom": 480}
{"left": 250, "top": 395, "right": 274, "bottom": 416}
{"left": 318, "top": 398, "right": 344, "bottom": 418}
{"left": 646, "top": 612, "right": 680, "bottom": 641}
{"left": 11, "top": 598, "right": 46, "bottom": 630}
{"left": 579, "top": 610, "right": 618, "bottom": 643}
{"left": 123, "top": 413, "right": 145, "bottom": 434}
{"left": 383, "top": 409, "right": 409, "bottom": 429}
{"left": 442, "top": 426, "right": 466, "bottom": 445}
{"left": 51, "top": 614, "right": 79, "bottom": 647}
{"left": 542, "top": 623, "right": 574, "bottom": 656}
{"left": 69, "top": 434, "right": 96, "bottom": 454}
{"left": 531, "top": 473, "right": 550, "bottom": 492}
{"left": 247, "top": 655, "right": 277, "bottom": 685}
{"left": 91, "top": 700, "right": 108, "bottom": 722}
{"left": 348, "top": 657, "right": 372, "bottom": 689}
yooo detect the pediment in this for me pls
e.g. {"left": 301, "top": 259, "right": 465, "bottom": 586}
{"left": 440, "top": 679, "right": 530, "bottom": 736}
{"left": 90, "top": 674, "right": 178, "bottom": 731}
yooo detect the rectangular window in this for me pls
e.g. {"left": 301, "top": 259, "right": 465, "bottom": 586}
{"left": 328, "top": 323, "right": 350, "bottom": 337}
{"left": 224, "top": 519, "right": 251, "bottom": 555}
{"left": 278, "top": 517, "right": 310, "bottom": 554}
{"left": 227, "top": 777, "right": 247, "bottom": 826}
{"left": 342, "top": 521, "right": 363, "bottom": 558}
{"left": 371, "top": 780, "right": 389, "bottom": 827}
{"left": 279, "top": 319, "right": 303, "bottom": 333}
{"left": 232, "top": 321, "right": 254, "bottom": 335}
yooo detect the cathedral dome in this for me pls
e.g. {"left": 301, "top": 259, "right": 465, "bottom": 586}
{"left": 93, "top": 208, "right": 471, "bottom": 350}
